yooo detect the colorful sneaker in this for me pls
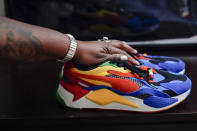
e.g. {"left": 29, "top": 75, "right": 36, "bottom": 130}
{"left": 56, "top": 60, "right": 191, "bottom": 113}
{"left": 132, "top": 53, "right": 185, "bottom": 74}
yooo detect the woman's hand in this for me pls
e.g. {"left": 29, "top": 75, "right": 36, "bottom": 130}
{"left": 72, "top": 39, "right": 139, "bottom": 66}
{"left": 0, "top": 16, "right": 139, "bottom": 65}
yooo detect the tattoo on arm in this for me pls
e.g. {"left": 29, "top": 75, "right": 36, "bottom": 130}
{"left": 0, "top": 17, "right": 47, "bottom": 62}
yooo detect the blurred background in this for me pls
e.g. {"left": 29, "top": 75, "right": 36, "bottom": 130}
{"left": 3, "top": 0, "right": 197, "bottom": 42}
{"left": 0, "top": 0, "right": 4, "bottom": 16}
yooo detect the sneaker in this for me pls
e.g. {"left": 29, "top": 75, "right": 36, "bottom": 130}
{"left": 132, "top": 53, "right": 185, "bottom": 74}
{"left": 56, "top": 60, "right": 191, "bottom": 113}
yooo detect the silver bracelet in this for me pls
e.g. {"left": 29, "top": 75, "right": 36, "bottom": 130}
{"left": 58, "top": 34, "right": 77, "bottom": 62}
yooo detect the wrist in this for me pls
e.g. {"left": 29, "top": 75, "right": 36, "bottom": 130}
{"left": 71, "top": 40, "right": 82, "bottom": 63}
{"left": 58, "top": 34, "right": 78, "bottom": 62}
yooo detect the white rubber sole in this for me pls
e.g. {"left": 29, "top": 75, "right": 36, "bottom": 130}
{"left": 57, "top": 84, "right": 191, "bottom": 113}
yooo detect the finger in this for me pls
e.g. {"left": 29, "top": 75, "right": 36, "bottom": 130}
{"left": 127, "top": 55, "right": 140, "bottom": 65}
{"left": 105, "top": 54, "right": 138, "bottom": 65}
{"left": 106, "top": 54, "right": 125, "bottom": 61}
{"left": 110, "top": 40, "right": 138, "bottom": 54}
{"left": 108, "top": 47, "right": 139, "bottom": 65}
{"left": 118, "top": 41, "right": 138, "bottom": 54}
{"left": 122, "top": 41, "right": 138, "bottom": 54}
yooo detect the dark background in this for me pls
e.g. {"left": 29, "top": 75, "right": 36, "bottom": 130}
{"left": 1, "top": 0, "right": 197, "bottom": 130}
{"left": 5, "top": 0, "right": 197, "bottom": 41}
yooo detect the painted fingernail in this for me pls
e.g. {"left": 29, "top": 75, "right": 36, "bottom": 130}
{"left": 122, "top": 41, "right": 127, "bottom": 44}
{"left": 134, "top": 49, "right": 138, "bottom": 53}
{"left": 120, "top": 55, "right": 128, "bottom": 61}
{"left": 135, "top": 60, "right": 140, "bottom": 65}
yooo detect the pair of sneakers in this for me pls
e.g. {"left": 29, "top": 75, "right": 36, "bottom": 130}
{"left": 56, "top": 53, "right": 191, "bottom": 113}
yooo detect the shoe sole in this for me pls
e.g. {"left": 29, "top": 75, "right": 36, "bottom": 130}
{"left": 56, "top": 84, "right": 191, "bottom": 113}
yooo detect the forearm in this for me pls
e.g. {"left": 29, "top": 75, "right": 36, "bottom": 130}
{"left": 0, "top": 16, "right": 70, "bottom": 62}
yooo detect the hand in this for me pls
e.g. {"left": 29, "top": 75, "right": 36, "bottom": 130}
{"left": 72, "top": 39, "right": 139, "bottom": 66}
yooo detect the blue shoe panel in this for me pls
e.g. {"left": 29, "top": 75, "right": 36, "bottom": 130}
{"left": 144, "top": 96, "right": 178, "bottom": 108}
{"left": 138, "top": 55, "right": 185, "bottom": 73}
{"left": 160, "top": 77, "right": 192, "bottom": 95}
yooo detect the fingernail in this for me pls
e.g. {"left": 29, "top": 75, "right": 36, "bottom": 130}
{"left": 122, "top": 41, "right": 127, "bottom": 44}
{"left": 134, "top": 49, "right": 138, "bottom": 53}
{"left": 120, "top": 55, "right": 128, "bottom": 61}
{"left": 135, "top": 60, "right": 140, "bottom": 65}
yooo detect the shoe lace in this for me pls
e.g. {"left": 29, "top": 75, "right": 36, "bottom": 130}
{"left": 109, "top": 60, "right": 154, "bottom": 83}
